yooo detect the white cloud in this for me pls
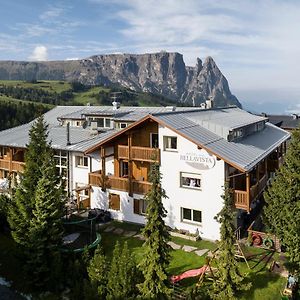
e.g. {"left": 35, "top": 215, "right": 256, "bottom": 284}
{"left": 39, "top": 7, "right": 64, "bottom": 20}
{"left": 29, "top": 46, "right": 48, "bottom": 61}
{"left": 107, "top": 0, "right": 300, "bottom": 91}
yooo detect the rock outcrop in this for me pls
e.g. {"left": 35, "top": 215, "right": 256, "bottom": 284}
{"left": 0, "top": 52, "right": 241, "bottom": 107}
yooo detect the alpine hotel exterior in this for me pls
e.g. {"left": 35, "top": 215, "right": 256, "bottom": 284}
{"left": 0, "top": 105, "right": 290, "bottom": 241}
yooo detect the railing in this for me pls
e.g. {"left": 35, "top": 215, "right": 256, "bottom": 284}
{"left": 107, "top": 176, "right": 129, "bottom": 191}
{"left": 117, "top": 145, "right": 160, "bottom": 162}
{"left": 12, "top": 161, "right": 25, "bottom": 172}
{"left": 0, "top": 159, "right": 25, "bottom": 172}
{"left": 89, "top": 170, "right": 152, "bottom": 195}
{"left": 250, "top": 174, "right": 267, "bottom": 202}
{"left": 234, "top": 190, "right": 249, "bottom": 210}
{"left": 133, "top": 180, "right": 152, "bottom": 194}
{"left": 0, "top": 159, "right": 10, "bottom": 170}
{"left": 89, "top": 170, "right": 102, "bottom": 186}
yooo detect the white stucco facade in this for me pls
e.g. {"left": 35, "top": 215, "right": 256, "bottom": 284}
{"left": 89, "top": 125, "right": 225, "bottom": 241}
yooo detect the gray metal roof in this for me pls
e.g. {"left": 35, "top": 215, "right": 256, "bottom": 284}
{"left": 153, "top": 110, "right": 290, "bottom": 171}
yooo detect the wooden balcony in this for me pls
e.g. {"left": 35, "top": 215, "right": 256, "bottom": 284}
{"left": 118, "top": 145, "right": 160, "bottom": 162}
{"left": 89, "top": 170, "right": 152, "bottom": 195}
{"left": 0, "top": 159, "right": 25, "bottom": 172}
{"left": 0, "top": 159, "right": 10, "bottom": 170}
{"left": 233, "top": 174, "right": 268, "bottom": 212}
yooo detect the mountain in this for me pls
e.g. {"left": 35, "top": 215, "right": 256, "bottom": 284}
{"left": 0, "top": 52, "right": 241, "bottom": 107}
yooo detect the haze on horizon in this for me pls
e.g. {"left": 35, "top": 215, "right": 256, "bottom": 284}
{"left": 0, "top": 0, "right": 299, "bottom": 114}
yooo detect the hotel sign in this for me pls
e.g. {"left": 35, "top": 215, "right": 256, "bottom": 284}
{"left": 179, "top": 152, "right": 216, "bottom": 169}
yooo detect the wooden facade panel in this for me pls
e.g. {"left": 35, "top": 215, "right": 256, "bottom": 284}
{"left": 131, "top": 121, "right": 158, "bottom": 147}
{"left": 133, "top": 161, "right": 149, "bottom": 181}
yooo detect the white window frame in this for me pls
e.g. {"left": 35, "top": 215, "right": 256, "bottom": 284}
{"left": 180, "top": 172, "right": 202, "bottom": 190}
{"left": 181, "top": 207, "right": 202, "bottom": 224}
{"left": 163, "top": 136, "right": 177, "bottom": 151}
{"left": 75, "top": 155, "right": 88, "bottom": 168}
{"left": 134, "top": 198, "right": 148, "bottom": 215}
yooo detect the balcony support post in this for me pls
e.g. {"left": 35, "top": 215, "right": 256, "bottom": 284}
{"left": 246, "top": 172, "right": 250, "bottom": 213}
{"left": 101, "top": 147, "right": 106, "bottom": 191}
{"left": 128, "top": 134, "right": 133, "bottom": 196}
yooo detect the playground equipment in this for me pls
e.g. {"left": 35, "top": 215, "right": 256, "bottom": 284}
{"left": 61, "top": 214, "right": 101, "bottom": 253}
{"left": 170, "top": 249, "right": 217, "bottom": 286}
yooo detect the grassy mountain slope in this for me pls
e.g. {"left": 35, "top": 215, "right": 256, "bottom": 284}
{"left": 0, "top": 80, "right": 181, "bottom": 130}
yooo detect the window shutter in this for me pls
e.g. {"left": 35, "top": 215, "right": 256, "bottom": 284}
{"left": 133, "top": 199, "right": 140, "bottom": 214}
{"left": 109, "top": 193, "right": 120, "bottom": 210}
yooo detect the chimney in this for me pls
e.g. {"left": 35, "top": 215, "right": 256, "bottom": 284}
{"left": 205, "top": 97, "right": 214, "bottom": 109}
{"left": 67, "top": 123, "right": 71, "bottom": 145}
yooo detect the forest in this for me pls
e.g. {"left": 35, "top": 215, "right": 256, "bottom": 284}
{"left": 0, "top": 80, "right": 179, "bottom": 131}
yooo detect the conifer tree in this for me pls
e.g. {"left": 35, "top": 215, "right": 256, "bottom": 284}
{"left": 87, "top": 245, "right": 108, "bottom": 299}
{"left": 107, "top": 241, "right": 140, "bottom": 300}
{"left": 264, "top": 129, "right": 300, "bottom": 270}
{"left": 210, "top": 183, "right": 250, "bottom": 300}
{"left": 26, "top": 156, "right": 65, "bottom": 288}
{"left": 8, "top": 115, "right": 51, "bottom": 247}
{"left": 138, "top": 163, "right": 171, "bottom": 299}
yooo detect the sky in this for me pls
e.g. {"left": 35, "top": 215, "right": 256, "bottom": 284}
{"left": 0, "top": 0, "right": 300, "bottom": 113}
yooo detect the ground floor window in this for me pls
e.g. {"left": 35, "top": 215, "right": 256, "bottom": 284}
{"left": 180, "top": 172, "right": 201, "bottom": 189}
{"left": 133, "top": 198, "right": 147, "bottom": 215}
{"left": 181, "top": 207, "right": 202, "bottom": 223}
{"left": 109, "top": 193, "right": 121, "bottom": 211}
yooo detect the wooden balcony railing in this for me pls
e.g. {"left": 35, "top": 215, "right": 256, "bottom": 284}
{"left": 234, "top": 174, "right": 268, "bottom": 212}
{"left": 118, "top": 145, "right": 160, "bottom": 162}
{"left": 89, "top": 170, "right": 152, "bottom": 195}
{"left": 0, "top": 159, "right": 10, "bottom": 170}
{"left": 0, "top": 159, "right": 25, "bottom": 172}
{"left": 12, "top": 161, "right": 25, "bottom": 172}
{"left": 133, "top": 180, "right": 152, "bottom": 194}
{"left": 234, "top": 190, "right": 249, "bottom": 211}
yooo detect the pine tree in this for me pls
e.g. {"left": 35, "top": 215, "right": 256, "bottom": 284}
{"left": 107, "top": 241, "right": 140, "bottom": 300}
{"left": 138, "top": 163, "right": 171, "bottom": 299}
{"left": 210, "top": 183, "right": 250, "bottom": 300}
{"left": 8, "top": 115, "right": 51, "bottom": 247}
{"left": 26, "top": 156, "right": 65, "bottom": 289}
{"left": 264, "top": 129, "right": 300, "bottom": 270}
{"left": 87, "top": 245, "right": 108, "bottom": 299}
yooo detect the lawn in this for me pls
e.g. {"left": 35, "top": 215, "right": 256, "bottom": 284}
{"left": 0, "top": 221, "right": 290, "bottom": 299}
{"left": 99, "top": 221, "right": 288, "bottom": 300}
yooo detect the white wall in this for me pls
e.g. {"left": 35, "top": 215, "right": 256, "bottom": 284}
{"left": 159, "top": 125, "right": 224, "bottom": 241}
{"left": 71, "top": 152, "right": 90, "bottom": 191}
{"left": 91, "top": 187, "right": 146, "bottom": 224}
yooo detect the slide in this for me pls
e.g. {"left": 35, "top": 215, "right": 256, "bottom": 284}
{"left": 170, "top": 265, "right": 208, "bottom": 284}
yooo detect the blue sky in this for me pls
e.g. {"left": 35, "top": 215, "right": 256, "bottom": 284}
{"left": 1, "top": 0, "right": 300, "bottom": 112}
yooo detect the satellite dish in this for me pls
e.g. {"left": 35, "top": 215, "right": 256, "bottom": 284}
{"left": 82, "top": 120, "right": 88, "bottom": 129}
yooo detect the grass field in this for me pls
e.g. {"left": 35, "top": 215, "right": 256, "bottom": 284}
{"left": 0, "top": 220, "right": 288, "bottom": 300}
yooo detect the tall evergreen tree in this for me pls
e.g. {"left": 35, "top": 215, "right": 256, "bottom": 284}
{"left": 264, "top": 129, "right": 300, "bottom": 270}
{"left": 87, "top": 245, "right": 108, "bottom": 299}
{"left": 138, "top": 163, "right": 171, "bottom": 299}
{"left": 107, "top": 241, "right": 140, "bottom": 300}
{"left": 26, "top": 157, "right": 65, "bottom": 288}
{"left": 210, "top": 183, "right": 250, "bottom": 300}
{"left": 8, "top": 115, "right": 51, "bottom": 247}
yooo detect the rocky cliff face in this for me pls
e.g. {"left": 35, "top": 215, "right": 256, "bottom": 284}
{"left": 0, "top": 52, "right": 241, "bottom": 107}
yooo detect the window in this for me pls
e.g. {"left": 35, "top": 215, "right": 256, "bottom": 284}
{"left": 181, "top": 208, "right": 202, "bottom": 223}
{"left": 150, "top": 133, "right": 159, "bottom": 148}
{"left": 120, "top": 123, "right": 128, "bottom": 129}
{"left": 163, "top": 136, "right": 177, "bottom": 151}
{"left": 133, "top": 198, "right": 147, "bottom": 215}
{"left": 120, "top": 161, "right": 129, "bottom": 177}
{"left": 75, "top": 156, "right": 88, "bottom": 167}
{"left": 105, "top": 118, "right": 111, "bottom": 128}
{"left": 180, "top": 172, "right": 201, "bottom": 190}
{"left": 109, "top": 193, "right": 120, "bottom": 210}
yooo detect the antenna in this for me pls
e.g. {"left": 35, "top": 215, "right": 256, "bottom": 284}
{"left": 111, "top": 92, "right": 121, "bottom": 111}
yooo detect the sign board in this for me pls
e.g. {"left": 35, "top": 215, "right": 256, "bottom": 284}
{"left": 179, "top": 152, "right": 216, "bottom": 169}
